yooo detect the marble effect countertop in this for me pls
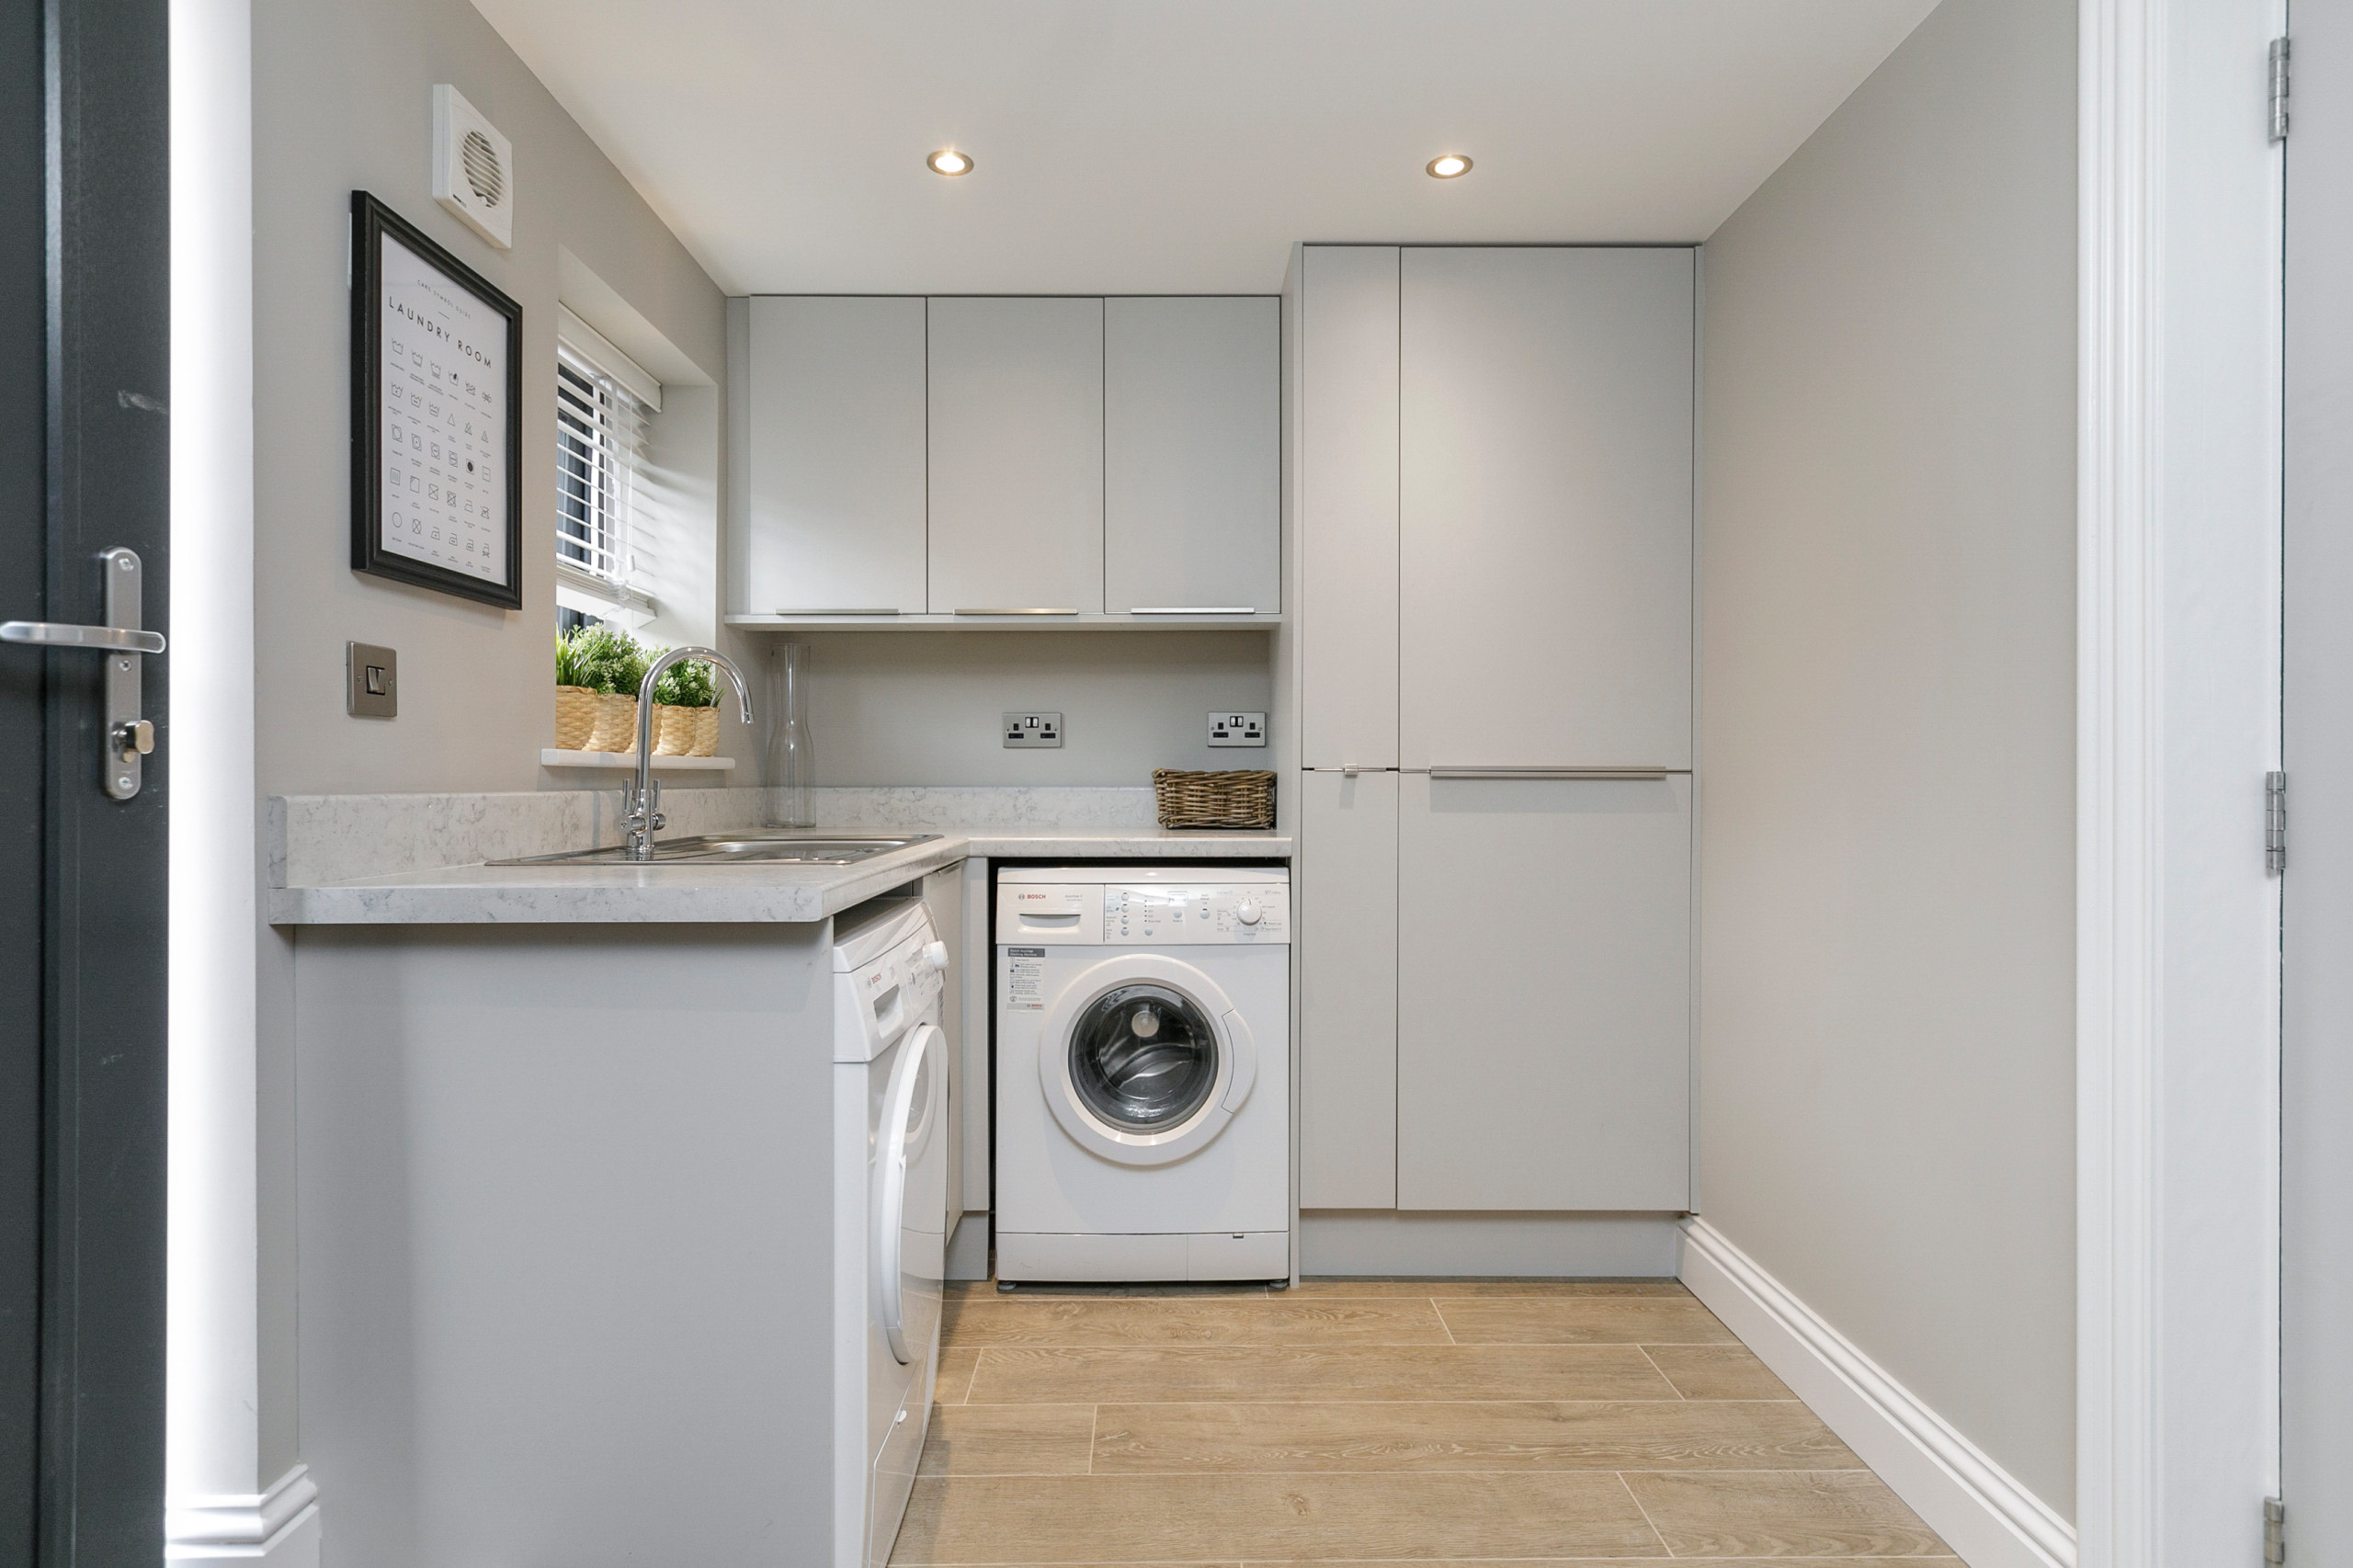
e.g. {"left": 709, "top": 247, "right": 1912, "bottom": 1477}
{"left": 267, "top": 824, "right": 1290, "bottom": 926}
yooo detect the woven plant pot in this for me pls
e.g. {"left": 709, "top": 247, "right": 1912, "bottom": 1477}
{"left": 1153, "top": 768, "right": 1277, "bottom": 830}
{"left": 651, "top": 703, "right": 691, "bottom": 756}
{"left": 586, "top": 692, "right": 640, "bottom": 755}
{"left": 554, "top": 686, "right": 598, "bottom": 751}
{"left": 691, "top": 705, "right": 721, "bottom": 757}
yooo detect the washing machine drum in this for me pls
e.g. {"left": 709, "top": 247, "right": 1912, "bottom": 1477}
{"left": 1040, "top": 957, "right": 1257, "bottom": 1167}
{"left": 1069, "top": 984, "right": 1220, "bottom": 1131}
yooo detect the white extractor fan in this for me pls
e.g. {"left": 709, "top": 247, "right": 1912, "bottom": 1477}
{"left": 432, "top": 84, "right": 513, "bottom": 250}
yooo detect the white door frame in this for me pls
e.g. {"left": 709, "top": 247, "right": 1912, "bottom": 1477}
{"left": 2077, "top": 0, "right": 2285, "bottom": 1563}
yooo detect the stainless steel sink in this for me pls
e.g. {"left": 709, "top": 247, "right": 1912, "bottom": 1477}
{"left": 488, "top": 832, "right": 939, "bottom": 868}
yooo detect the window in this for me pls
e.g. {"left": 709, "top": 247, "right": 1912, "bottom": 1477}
{"left": 554, "top": 305, "right": 661, "bottom": 621}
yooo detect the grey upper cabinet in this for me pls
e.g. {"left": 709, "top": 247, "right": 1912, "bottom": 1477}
{"left": 1299, "top": 247, "right": 1401, "bottom": 769}
{"left": 1399, "top": 248, "right": 1694, "bottom": 769}
{"left": 744, "top": 297, "right": 928, "bottom": 615}
{"left": 926, "top": 297, "right": 1105, "bottom": 615}
{"left": 1104, "top": 297, "right": 1279, "bottom": 615}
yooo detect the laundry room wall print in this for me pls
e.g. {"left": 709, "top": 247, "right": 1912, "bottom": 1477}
{"left": 348, "top": 190, "right": 524, "bottom": 608}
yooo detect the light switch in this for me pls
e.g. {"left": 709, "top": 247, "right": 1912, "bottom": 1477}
{"left": 347, "top": 642, "right": 397, "bottom": 718}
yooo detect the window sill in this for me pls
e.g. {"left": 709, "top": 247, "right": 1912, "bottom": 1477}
{"left": 540, "top": 749, "right": 736, "bottom": 771}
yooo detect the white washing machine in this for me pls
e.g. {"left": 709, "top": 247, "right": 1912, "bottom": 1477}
{"left": 831, "top": 898, "right": 950, "bottom": 1568}
{"left": 995, "top": 866, "right": 1291, "bottom": 1284}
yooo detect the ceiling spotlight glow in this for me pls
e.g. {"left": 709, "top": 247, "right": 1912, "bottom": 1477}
{"left": 1427, "top": 153, "right": 1472, "bottom": 179}
{"left": 927, "top": 149, "right": 973, "bottom": 176}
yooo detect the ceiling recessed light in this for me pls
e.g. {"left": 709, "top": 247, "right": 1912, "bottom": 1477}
{"left": 927, "top": 149, "right": 973, "bottom": 176}
{"left": 1427, "top": 153, "right": 1472, "bottom": 179}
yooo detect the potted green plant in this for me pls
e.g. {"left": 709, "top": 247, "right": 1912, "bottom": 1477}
{"left": 651, "top": 654, "right": 720, "bottom": 756}
{"left": 562, "top": 624, "right": 648, "bottom": 754}
{"left": 554, "top": 630, "right": 599, "bottom": 749}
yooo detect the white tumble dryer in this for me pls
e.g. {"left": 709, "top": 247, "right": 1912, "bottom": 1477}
{"left": 831, "top": 898, "right": 950, "bottom": 1568}
{"left": 995, "top": 865, "right": 1290, "bottom": 1285}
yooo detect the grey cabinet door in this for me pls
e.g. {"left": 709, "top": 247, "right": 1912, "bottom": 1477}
{"left": 1299, "top": 246, "right": 1401, "bottom": 768}
{"left": 1400, "top": 248, "right": 1694, "bottom": 769}
{"left": 1104, "top": 296, "right": 1279, "bottom": 614}
{"left": 1298, "top": 768, "right": 1399, "bottom": 1209}
{"left": 927, "top": 297, "right": 1105, "bottom": 613}
{"left": 1395, "top": 772, "right": 1690, "bottom": 1211}
{"left": 745, "top": 297, "right": 928, "bottom": 614}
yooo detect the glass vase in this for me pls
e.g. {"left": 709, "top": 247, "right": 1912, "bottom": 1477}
{"left": 766, "top": 641, "right": 815, "bottom": 828}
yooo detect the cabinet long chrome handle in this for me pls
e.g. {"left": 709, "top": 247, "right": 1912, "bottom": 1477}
{"left": 1130, "top": 607, "right": 1256, "bottom": 616}
{"left": 1427, "top": 766, "right": 1679, "bottom": 780}
{"left": 952, "top": 608, "right": 1079, "bottom": 616}
{"left": 3, "top": 548, "right": 160, "bottom": 799}
{"left": 1, "top": 620, "right": 165, "bottom": 653}
{"left": 771, "top": 608, "right": 901, "bottom": 616}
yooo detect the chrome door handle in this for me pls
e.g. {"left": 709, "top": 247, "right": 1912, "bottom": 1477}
{"left": 951, "top": 608, "right": 1080, "bottom": 617}
{"left": 0, "top": 621, "right": 165, "bottom": 653}
{"left": 1, "top": 547, "right": 161, "bottom": 799}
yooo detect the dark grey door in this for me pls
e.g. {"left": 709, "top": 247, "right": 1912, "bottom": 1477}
{"left": 1, "top": 2, "right": 170, "bottom": 1564}
{"left": 2284, "top": 6, "right": 2351, "bottom": 1558}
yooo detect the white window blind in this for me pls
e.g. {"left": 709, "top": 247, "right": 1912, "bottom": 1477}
{"left": 555, "top": 338, "right": 652, "bottom": 598}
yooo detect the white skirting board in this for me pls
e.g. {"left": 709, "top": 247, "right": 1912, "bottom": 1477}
{"left": 165, "top": 1466, "right": 322, "bottom": 1563}
{"left": 1301, "top": 1211, "right": 1681, "bottom": 1277}
{"left": 1677, "top": 1220, "right": 2075, "bottom": 1568}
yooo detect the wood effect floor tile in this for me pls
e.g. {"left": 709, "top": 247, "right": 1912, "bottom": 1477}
{"left": 1621, "top": 1471, "right": 1951, "bottom": 1558}
{"left": 1289, "top": 1278, "right": 1689, "bottom": 1298}
{"left": 966, "top": 1345, "right": 1681, "bottom": 1405}
{"left": 1641, "top": 1343, "right": 1795, "bottom": 1401}
{"left": 1434, "top": 1297, "right": 1738, "bottom": 1346}
{"left": 1090, "top": 1399, "right": 1860, "bottom": 1473}
{"left": 935, "top": 1348, "right": 981, "bottom": 1406}
{"left": 889, "top": 1471, "right": 1666, "bottom": 1563}
{"left": 920, "top": 1404, "right": 1097, "bottom": 1476}
{"left": 945, "top": 1298, "right": 1449, "bottom": 1350}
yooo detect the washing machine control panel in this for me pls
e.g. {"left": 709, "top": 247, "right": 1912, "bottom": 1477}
{"left": 1101, "top": 884, "right": 1289, "bottom": 944}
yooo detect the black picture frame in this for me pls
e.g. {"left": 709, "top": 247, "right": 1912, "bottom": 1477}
{"left": 349, "top": 190, "right": 524, "bottom": 609}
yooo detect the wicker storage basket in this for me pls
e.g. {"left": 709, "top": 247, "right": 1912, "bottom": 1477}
{"left": 651, "top": 703, "right": 693, "bottom": 756}
{"left": 585, "top": 693, "right": 640, "bottom": 755}
{"left": 554, "top": 686, "right": 598, "bottom": 751}
{"left": 1153, "top": 768, "right": 1276, "bottom": 830}
{"left": 691, "top": 706, "right": 721, "bottom": 757}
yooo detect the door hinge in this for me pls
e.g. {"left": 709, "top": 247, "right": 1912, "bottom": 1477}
{"left": 2266, "top": 1496, "right": 2286, "bottom": 1564}
{"left": 2271, "top": 36, "right": 2291, "bottom": 142}
{"left": 2268, "top": 772, "right": 2289, "bottom": 873}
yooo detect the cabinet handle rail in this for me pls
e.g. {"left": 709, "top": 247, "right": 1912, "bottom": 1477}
{"left": 1425, "top": 766, "right": 1682, "bottom": 780}
{"left": 952, "top": 608, "right": 1080, "bottom": 616}
{"left": 1129, "top": 607, "right": 1256, "bottom": 616}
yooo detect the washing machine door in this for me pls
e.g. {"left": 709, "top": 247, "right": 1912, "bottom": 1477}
{"left": 874, "top": 1021, "right": 946, "bottom": 1366}
{"left": 1038, "top": 955, "right": 1257, "bottom": 1167}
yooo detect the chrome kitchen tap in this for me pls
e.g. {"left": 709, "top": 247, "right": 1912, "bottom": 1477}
{"left": 624, "top": 646, "right": 755, "bottom": 861}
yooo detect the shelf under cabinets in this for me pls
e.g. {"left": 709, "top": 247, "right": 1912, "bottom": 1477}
{"left": 723, "top": 612, "right": 1280, "bottom": 632}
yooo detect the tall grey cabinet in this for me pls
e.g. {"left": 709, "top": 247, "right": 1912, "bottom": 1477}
{"left": 1294, "top": 244, "right": 1696, "bottom": 1216}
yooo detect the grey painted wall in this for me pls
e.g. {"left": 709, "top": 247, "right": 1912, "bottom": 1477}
{"left": 791, "top": 630, "right": 1275, "bottom": 785}
{"left": 249, "top": 0, "right": 733, "bottom": 1480}
{"left": 1696, "top": 0, "right": 2076, "bottom": 1519}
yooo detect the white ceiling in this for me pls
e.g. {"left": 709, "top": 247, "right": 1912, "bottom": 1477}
{"left": 471, "top": 0, "right": 1940, "bottom": 296}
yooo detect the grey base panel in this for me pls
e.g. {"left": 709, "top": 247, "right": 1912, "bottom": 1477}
{"left": 1299, "top": 1210, "right": 1685, "bottom": 1278}
{"left": 945, "top": 1211, "right": 991, "bottom": 1281}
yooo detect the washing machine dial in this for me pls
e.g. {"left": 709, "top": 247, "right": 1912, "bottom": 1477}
{"left": 1235, "top": 898, "right": 1262, "bottom": 926}
{"left": 922, "top": 939, "right": 950, "bottom": 971}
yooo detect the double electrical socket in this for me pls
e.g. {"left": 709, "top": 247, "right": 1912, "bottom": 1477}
{"left": 1209, "top": 711, "right": 1267, "bottom": 747}
{"left": 1004, "top": 711, "right": 1063, "bottom": 748}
